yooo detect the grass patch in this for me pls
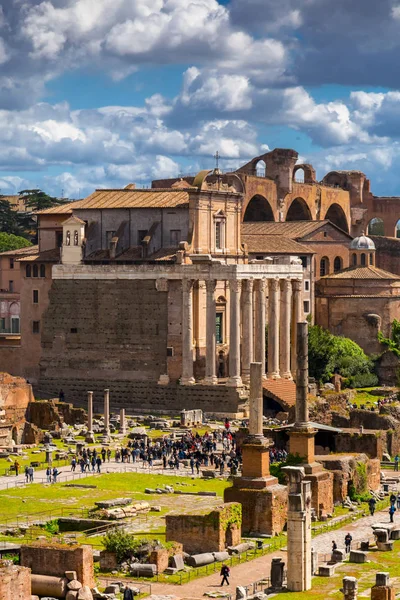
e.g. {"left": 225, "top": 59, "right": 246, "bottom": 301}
{"left": 0, "top": 472, "right": 231, "bottom": 525}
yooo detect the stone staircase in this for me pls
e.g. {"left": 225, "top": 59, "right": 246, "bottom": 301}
{"left": 263, "top": 378, "right": 296, "bottom": 411}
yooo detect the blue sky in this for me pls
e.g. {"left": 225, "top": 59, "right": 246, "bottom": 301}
{"left": 1, "top": 0, "right": 400, "bottom": 198}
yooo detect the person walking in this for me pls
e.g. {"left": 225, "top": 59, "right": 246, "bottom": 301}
{"left": 344, "top": 533, "right": 352, "bottom": 553}
{"left": 395, "top": 455, "right": 399, "bottom": 471}
{"left": 24, "top": 466, "right": 29, "bottom": 483}
{"left": 28, "top": 466, "right": 34, "bottom": 483}
{"left": 220, "top": 564, "right": 230, "bottom": 586}
{"left": 389, "top": 503, "right": 396, "bottom": 523}
{"left": 397, "top": 493, "right": 400, "bottom": 510}
{"left": 14, "top": 460, "right": 20, "bottom": 476}
{"left": 332, "top": 540, "right": 337, "bottom": 551}
{"left": 46, "top": 466, "right": 52, "bottom": 483}
{"left": 390, "top": 493, "right": 396, "bottom": 506}
{"left": 52, "top": 467, "right": 59, "bottom": 483}
{"left": 369, "top": 497, "right": 377, "bottom": 516}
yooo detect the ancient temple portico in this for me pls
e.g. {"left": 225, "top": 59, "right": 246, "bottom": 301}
{"left": 178, "top": 260, "right": 304, "bottom": 387}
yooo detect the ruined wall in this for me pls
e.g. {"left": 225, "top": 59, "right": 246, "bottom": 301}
{"left": 40, "top": 279, "right": 168, "bottom": 383}
{"left": 0, "top": 346, "right": 22, "bottom": 377}
{"left": 224, "top": 484, "right": 287, "bottom": 536}
{"left": 0, "top": 372, "right": 32, "bottom": 444}
{"left": 0, "top": 562, "right": 31, "bottom": 600}
{"left": 316, "top": 455, "right": 380, "bottom": 503}
{"left": 166, "top": 503, "right": 241, "bottom": 554}
{"left": 28, "top": 399, "right": 85, "bottom": 429}
{"left": 20, "top": 544, "right": 94, "bottom": 588}
{"left": 334, "top": 432, "right": 383, "bottom": 459}
{"left": 37, "top": 379, "right": 244, "bottom": 414}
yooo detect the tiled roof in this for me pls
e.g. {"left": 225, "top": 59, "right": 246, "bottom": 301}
{"left": 321, "top": 265, "right": 400, "bottom": 280}
{"left": 263, "top": 379, "right": 297, "bottom": 410}
{"left": 17, "top": 248, "right": 61, "bottom": 263}
{"left": 36, "top": 201, "right": 79, "bottom": 215}
{"left": 0, "top": 244, "right": 38, "bottom": 257}
{"left": 39, "top": 189, "right": 190, "bottom": 213}
{"left": 242, "top": 234, "right": 314, "bottom": 254}
{"left": 241, "top": 220, "right": 332, "bottom": 238}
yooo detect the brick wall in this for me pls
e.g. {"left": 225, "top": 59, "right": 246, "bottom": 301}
{"left": 37, "top": 378, "right": 243, "bottom": 414}
{"left": 40, "top": 279, "right": 168, "bottom": 383}
{"left": 20, "top": 544, "right": 94, "bottom": 587}
{"left": 166, "top": 503, "right": 241, "bottom": 554}
{"left": 0, "top": 563, "right": 31, "bottom": 600}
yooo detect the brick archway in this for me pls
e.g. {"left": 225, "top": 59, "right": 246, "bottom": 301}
{"left": 325, "top": 203, "right": 349, "bottom": 233}
{"left": 244, "top": 194, "right": 275, "bottom": 222}
{"left": 286, "top": 197, "right": 312, "bottom": 221}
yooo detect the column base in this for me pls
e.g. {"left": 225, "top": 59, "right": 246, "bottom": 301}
{"left": 181, "top": 377, "right": 196, "bottom": 385}
{"left": 281, "top": 371, "right": 293, "bottom": 380}
{"left": 227, "top": 376, "right": 243, "bottom": 387}
{"left": 85, "top": 432, "right": 95, "bottom": 444}
{"left": 204, "top": 376, "right": 218, "bottom": 385}
{"left": 267, "top": 371, "right": 281, "bottom": 380}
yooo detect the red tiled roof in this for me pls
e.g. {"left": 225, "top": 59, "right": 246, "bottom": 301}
{"left": 242, "top": 234, "right": 314, "bottom": 254}
{"left": 263, "top": 378, "right": 297, "bottom": 410}
{"left": 320, "top": 265, "right": 400, "bottom": 280}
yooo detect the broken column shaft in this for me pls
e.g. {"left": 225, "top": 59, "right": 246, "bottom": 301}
{"left": 295, "top": 320, "right": 309, "bottom": 426}
{"left": 248, "top": 362, "right": 263, "bottom": 438}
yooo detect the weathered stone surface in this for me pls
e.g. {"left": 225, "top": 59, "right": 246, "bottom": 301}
{"left": 65, "top": 571, "right": 77, "bottom": 581}
{"left": 186, "top": 553, "right": 215, "bottom": 567}
{"left": 212, "top": 552, "right": 230, "bottom": 562}
{"left": 31, "top": 574, "right": 68, "bottom": 598}
{"left": 66, "top": 592, "right": 79, "bottom": 600}
{"left": 228, "top": 542, "right": 255, "bottom": 555}
{"left": 171, "top": 554, "right": 185, "bottom": 571}
{"left": 129, "top": 564, "right": 156, "bottom": 577}
{"left": 331, "top": 549, "right": 346, "bottom": 563}
{"left": 319, "top": 565, "right": 336, "bottom": 577}
{"left": 77, "top": 586, "right": 94, "bottom": 600}
{"left": 95, "top": 498, "right": 132, "bottom": 509}
{"left": 104, "top": 584, "right": 120, "bottom": 594}
{"left": 68, "top": 579, "right": 82, "bottom": 590}
{"left": 349, "top": 550, "right": 368, "bottom": 563}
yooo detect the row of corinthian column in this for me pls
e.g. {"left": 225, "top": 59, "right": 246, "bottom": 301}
{"left": 181, "top": 277, "right": 303, "bottom": 386}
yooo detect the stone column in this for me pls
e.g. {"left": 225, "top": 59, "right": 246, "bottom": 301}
{"left": 242, "top": 279, "right": 254, "bottom": 384}
{"left": 205, "top": 279, "right": 218, "bottom": 384}
{"left": 85, "top": 391, "right": 95, "bottom": 443}
{"left": 295, "top": 321, "right": 309, "bottom": 426}
{"left": 104, "top": 389, "right": 110, "bottom": 436}
{"left": 283, "top": 466, "right": 312, "bottom": 592}
{"left": 254, "top": 279, "right": 266, "bottom": 377}
{"left": 343, "top": 577, "right": 358, "bottom": 600}
{"left": 280, "top": 278, "right": 292, "bottom": 379}
{"left": 248, "top": 362, "right": 263, "bottom": 437}
{"left": 267, "top": 278, "right": 280, "bottom": 379}
{"left": 291, "top": 279, "right": 303, "bottom": 380}
{"left": 120, "top": 408, "right": 126, "bottom": 435}
{"left": 227, "top": 279, "right": 242, "bottom": 387}
{"left": 181, "top": 278, "right": 195, "bottom": 385}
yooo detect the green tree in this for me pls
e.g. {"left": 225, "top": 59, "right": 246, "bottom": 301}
{"left": 18, "top": 189, "right": 60, "bottom": 211}
{"left": 308, "top": 324, "right": 375, "bottom": 384}
{"left": 0, "top": 198, "right": 22, "bottom": 235}
{"left": 378, "top": 319, "right": 400, "bottom": 358}
{"left": 0, "top": 232, "right": 33, "bottom": 252}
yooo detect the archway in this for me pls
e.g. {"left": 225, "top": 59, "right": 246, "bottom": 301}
{"left": 294, "top": 167, "right": 305, "bottom": 183}
{"left": 255, "top": 160, "right": 266, "bottom": 177}
{"left": 334, "top": 256, "right": 342, "bottom": 273}
{"left": 244, "top": 195, "right": 275, "bottom": 222}
{"left": 325, "top": 203, "right": 349, "bottom": 233}
{"left": 320, "top": 257, "right": 330, "bottom": 277}
{"left": 286, "top": 197, "right": 312, "bottom": 221}
{"left": 368, "top": 217, "right": 384, "bottom": 236}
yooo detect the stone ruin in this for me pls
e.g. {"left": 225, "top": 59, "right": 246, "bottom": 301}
{"left": 180, "top": 408, "right": 203, "bottom": 427}
{"left": 166, "top": 502, "right": 242, "bottom": 555}
{"left": 0, "top": 372, "right": 33, "bottom": 446}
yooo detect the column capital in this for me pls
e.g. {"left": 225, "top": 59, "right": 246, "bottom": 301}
{"left": 254, "top": 278, "right": 266, "bottom": 293}
{"left": 292, "top": 278, "right": 303, "bottom": 292}
{"left": 229, "top": 279, "right": 242, "bottom": 293}
{"left": 205, "top": 279, "right": 217, "bottom": 294}
{"left": 182, "top": 278, "right": 195, "bottom": 293}
{"left": 244, "top": 278, "right": 254, "bottom": 293}
{"left": 269, "top": 278, "right": 280, "bottom": 292}
{"left": 282, "top": 277, "right": 293, "bottom": 293}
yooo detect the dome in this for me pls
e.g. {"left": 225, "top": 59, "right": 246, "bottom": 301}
{"left": 350, "top": 234, "right": 375, "bottom": 250}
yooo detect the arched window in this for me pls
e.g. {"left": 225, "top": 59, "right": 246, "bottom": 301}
{"left": 294, "top": 167, "right": 305, "bottom": 183}
{"left": 74, "top": 230, "right": 79, "bottom": 246}
{"left": 320, "top": 257, "right": 329, "bottom": 277}
{"left": 32, "top": 264, "right": 38, "bottom": 278}
{"left": 255, "top": 159, "right": 266, "bottom": 177}
{"left": 352, "top": 253, "right": 357, "bottom": 266}
{"left": 361, "top": 253, "right": 366, "bottom": 266}
{"left": 370, "top": 253, "right": 374, "bottom": 265}
{"left": 368, "top": 217, "right": 384, "bottom": 236}
{"left": 40, "top": 264, "right": 46, "bottom": 278}
{"left": 26, "top": 264, "right": 31, "bottom": 277}
{"left": 66, "top": 230, "right": 71, "bottom": 246}
{"left": 334, "top": 257, "right": 342, "bottom": 273}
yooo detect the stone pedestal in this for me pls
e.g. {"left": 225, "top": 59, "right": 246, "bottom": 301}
{"left": 342, "top": 576, "right": 358, "bottom": 600}
{"left": 371, "top": 573, "right": 395, "bottom": 600}
{"left": 224, "top": 361, "right": 287, "bottom": 535}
